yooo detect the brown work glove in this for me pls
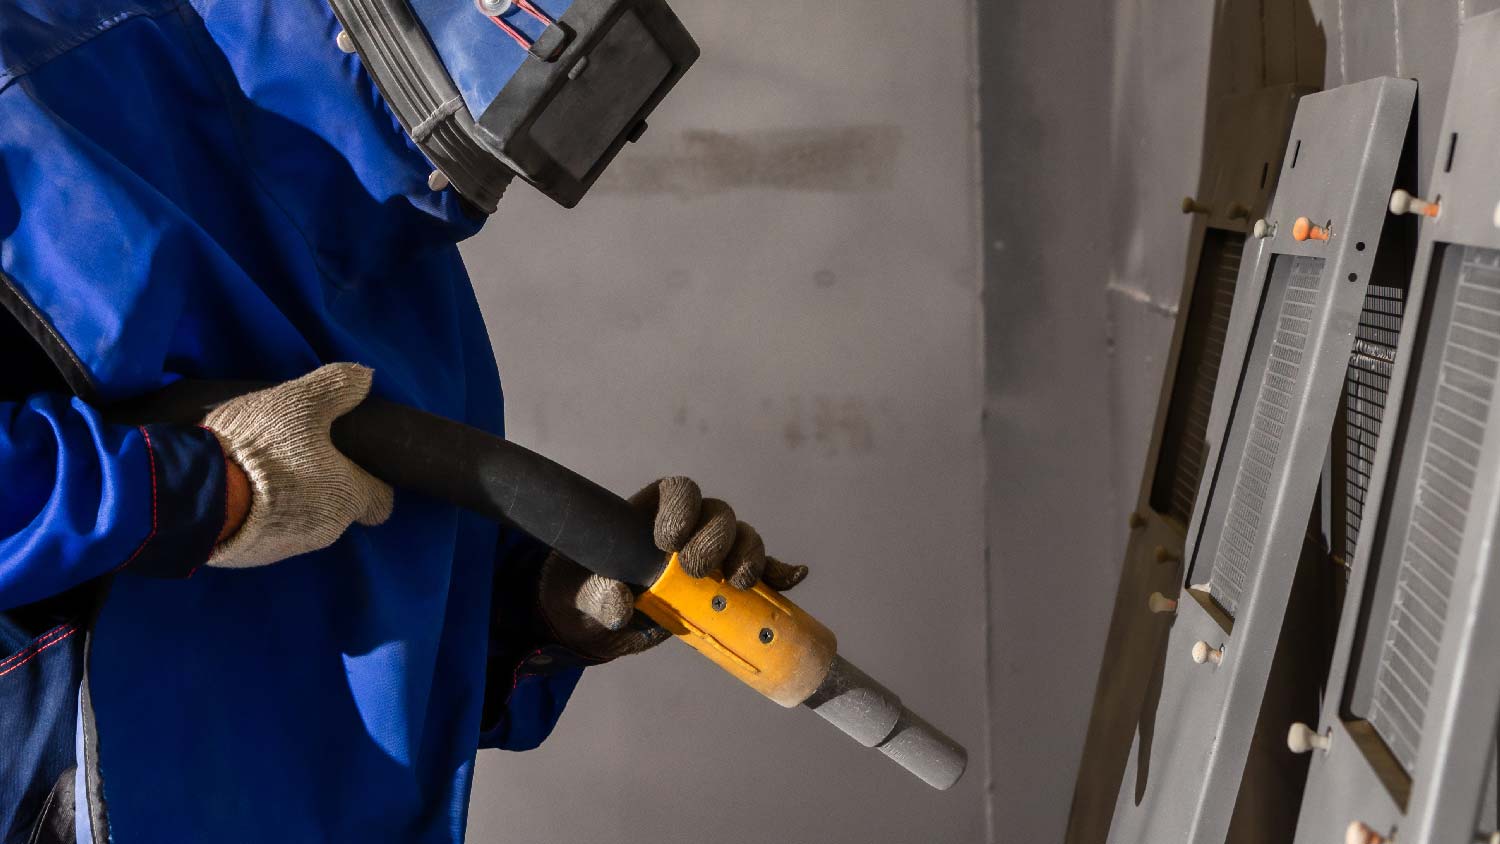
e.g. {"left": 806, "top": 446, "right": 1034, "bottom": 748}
{"left": 538, "top": 477, "right": 809, "bottom": 661}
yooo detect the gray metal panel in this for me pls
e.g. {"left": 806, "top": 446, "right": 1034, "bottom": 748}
{"left": 1207, "top": 252, "right": 1325, "bottom": 615}
{"left": 1292, "top": 13, "right": 1500, "bottom": 844}
{"left": 1106, "top": 76, "right": 1416, "bottom": 844}
{"left": 1367, "top": 248, "right": 1500, "bottom": 769}
{"left": 1066, "top": 85, "right": 1304, "bottom": 844}
{"left": 1396, "top": 11, "right": 1500, "bottom": 842}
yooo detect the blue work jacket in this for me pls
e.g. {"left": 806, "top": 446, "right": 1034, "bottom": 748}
{"left": 0, "top": 1, "right": 586, "bottom": 841}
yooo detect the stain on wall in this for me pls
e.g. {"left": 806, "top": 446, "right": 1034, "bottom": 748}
{"left": 594, "top": 125, "right": 903, "bottom": 196}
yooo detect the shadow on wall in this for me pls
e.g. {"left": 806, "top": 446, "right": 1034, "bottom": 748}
{"left": 1064, "top": 2, "right": 1325, "bottom": 843}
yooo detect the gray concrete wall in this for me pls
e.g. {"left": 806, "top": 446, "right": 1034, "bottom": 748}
{"left": 461, "top": 0, "right": 988, "bottom": 842}
{"left": 977, "top": 1, "right": 1118, "bottom": 843}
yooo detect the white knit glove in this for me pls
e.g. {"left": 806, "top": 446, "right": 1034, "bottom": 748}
{"left": 202, "top": 363, "right": 394, "bottom": 568}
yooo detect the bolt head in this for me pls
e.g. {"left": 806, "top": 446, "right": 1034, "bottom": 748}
{"left": 335, "top": 29, "right": 356, "bottom": 54}
{"left": 476, "top": 0, "right": 513, "bottom": 14}
{"left": 711, "top": 595, "right": 727, "bottom": 612}
{"left": 758, "top": 628, "right": 775, "bottom": 644}
{"left": 1493, "top": 199, "right": 1500, "bottom": 230}
{"left": 427, "top": 169, "right": 450, "bottom": 192}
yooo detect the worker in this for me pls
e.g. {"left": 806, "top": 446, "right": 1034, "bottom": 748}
{"left": 0, "top": 1, "right": 806, "bottom": 841}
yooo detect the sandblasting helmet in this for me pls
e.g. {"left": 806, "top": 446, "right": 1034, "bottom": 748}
{"left": 329, "top": 0, "right": 699, "bottom": 212}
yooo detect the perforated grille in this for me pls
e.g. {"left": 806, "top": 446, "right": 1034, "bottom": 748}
{"left": 1151, "top": 230, "right": 1247, "bottom": 525}
{"left": 1342, "top": 285, "right": 1406, "bottom": 561}
{"left": 1210, "top": 256, "right": 1323, "bottom": 617}
{"left": 1371, "top": 246, "right": 1500, "bottom": 772}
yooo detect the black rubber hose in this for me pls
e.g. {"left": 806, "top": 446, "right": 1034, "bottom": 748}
{"left": 107, "top": 380, "right": 668, "bottom": 587}
{"left": 110, "top": 380, "right": 969, "bottom": 790}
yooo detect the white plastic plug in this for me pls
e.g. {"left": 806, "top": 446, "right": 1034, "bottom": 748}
{"left": 1389, "top": 189, "right": 1439, "bottom": 218}
{"left": 1191, "top": 641, "right": 1222, "bottom": 666}
{"left": 1286, "top": 722, "right": 1331, "bottom": 754}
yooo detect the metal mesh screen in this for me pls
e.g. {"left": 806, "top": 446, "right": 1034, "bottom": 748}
{"left": 1370, "top": 246, "right": 1500, "bottom": 772}
{"left": 1151, "top": 229, "right": 1247, "bottom": 525}
{"left": 1210, "top": 255, "right": 1323, "bottom": 617}
{"left": 1341, "top": 285, "right": 1406, "bottom": 561}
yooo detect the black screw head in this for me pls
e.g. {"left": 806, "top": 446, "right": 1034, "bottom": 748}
{"left": 758, "top": 628, "right": 775, "bottom": 644}
{"left": 711, "top": 595, "right": 727, "bottom": 612}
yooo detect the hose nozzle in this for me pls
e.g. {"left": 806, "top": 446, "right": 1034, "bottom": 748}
{"left": 803, "top": 655, "right": 968, "bottom": 790}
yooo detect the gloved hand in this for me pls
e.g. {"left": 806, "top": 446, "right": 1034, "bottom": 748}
{"left": 202, "top": 363, "right": 394, "bottom": 568}
{"left": 538, "top": 477, "right": 809, "bottom": 660}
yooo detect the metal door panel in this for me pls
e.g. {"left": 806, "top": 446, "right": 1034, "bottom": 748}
{"left": 1067, "top": 85, "right": 1305, "bottom": 844}
{"left": 1291, "top": 13, "right": 1500, "bottom": 843}
{"left": 1107, "top": 76, "right": 1416, "bottom": 844}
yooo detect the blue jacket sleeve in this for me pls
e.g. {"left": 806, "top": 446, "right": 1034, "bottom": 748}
{"left": 477, "top": 529, "right": 599, "bottom": 752}
{"left": 0, "top": 393, "right": 230, "bottom": 612}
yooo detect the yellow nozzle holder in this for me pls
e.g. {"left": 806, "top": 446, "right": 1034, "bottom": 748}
{"left": 635, "top": 553, "right": 837, "bottom": 707}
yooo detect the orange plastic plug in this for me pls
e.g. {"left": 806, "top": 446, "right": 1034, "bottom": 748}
{"left": 1291, "top": 216, "right": 1330, "bottom": 242}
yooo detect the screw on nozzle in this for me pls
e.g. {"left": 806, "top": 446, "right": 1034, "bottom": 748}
{"left": 1286, "top": 722, "right": 1331, "bottom": 754}
{"left": 1153, "top": 545, "right": 1180, "bottom": 564}
{"left": 1389, "top": 189, "right": 1440, "bottom": 218}
{"left": 1292, "top": 216, "right": 1330, "bottom": 242}
{"left": 1227, "top": 202, "right": 1251, "bottom": 220}
{"left": 1128, "top": 512, "right": 1147, "bottom": 530}
{"left": 1253, "top": 219, "right": 1275, "bottom": 239}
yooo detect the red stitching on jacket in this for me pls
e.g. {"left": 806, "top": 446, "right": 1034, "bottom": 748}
{"left": 115, "top": 426, "right": 160, "bottom": 571}
{"left": 0, "top": 623, "right": 72, "bottom": 671}
{"left": 0, "top": 625, "right": 78, "bottom": 679}
{"left": 510, "top": 648, "right": 546, "bottom": 693}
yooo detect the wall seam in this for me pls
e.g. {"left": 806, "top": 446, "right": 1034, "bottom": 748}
{"left": 1337, "top": 0, "right": 1348, "bottom": 84}
{"left": 1391, "top": 0, "right": 1404, "bottom": 76}
{"left": 967, "top": 0, "right": 995, "bottom": 835}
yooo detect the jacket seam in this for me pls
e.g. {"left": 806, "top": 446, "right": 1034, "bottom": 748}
{"left": 113, "top": 426, "right": 160, "bottom": 572}
{"left": 24, "top": 775, "right": 58, "bottom": 844}
{"left": 0, "top": 624, "right": 78, "bottom": 680}
{"left": 0, "top": 271, "right": 96, "bottom": 400}
{"left": 0, "top": 2, "right": 189, "bottom": 94}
